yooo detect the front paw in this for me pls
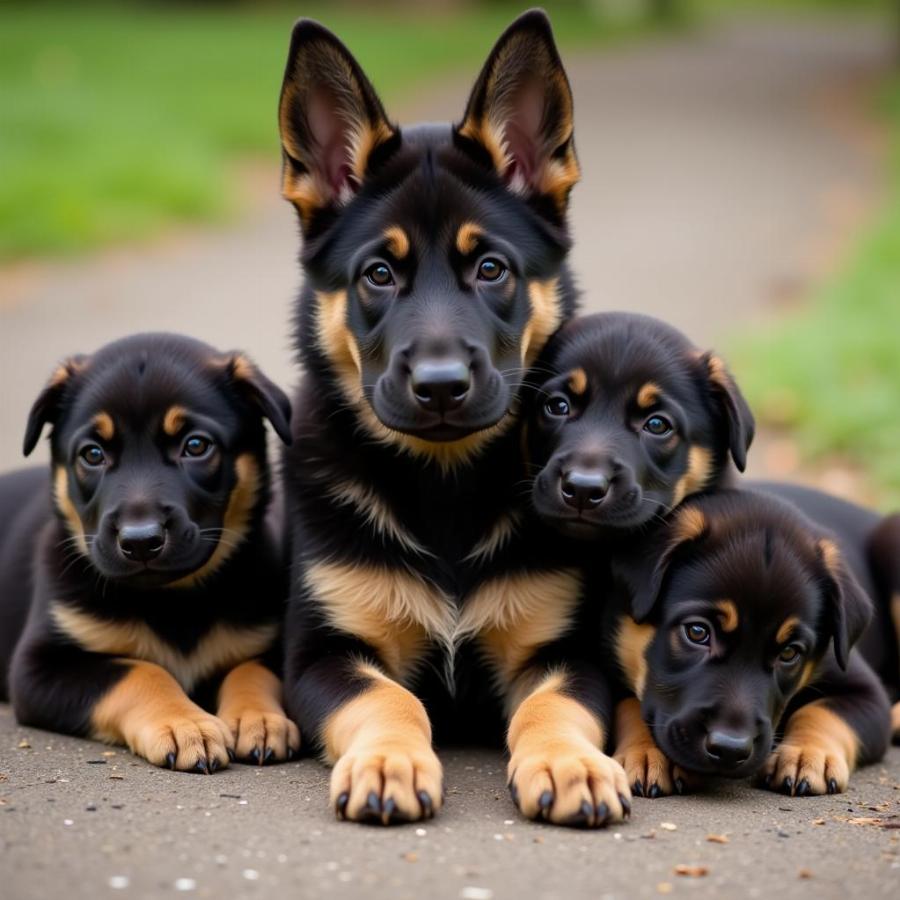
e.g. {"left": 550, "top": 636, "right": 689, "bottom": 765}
{"left": 221, "top": 708, "right": 301, "bottom": 765}
{"left": 614, "top": 743, "right": 691, "bottom": 797}
{"left": 756, "top": 741, "right": 850, "bottom": 796}
{"left": 509, "top": 742, "right": 631, "bottom": 828}
{"left": 330, "top": 741, "right": 443, "bottom": 825}
{"left": 129, "top": 709, "right": 234, "bottom": 773}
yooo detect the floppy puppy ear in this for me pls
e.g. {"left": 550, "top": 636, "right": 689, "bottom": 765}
{"left": 278, "top": 19, "right": 397, "bottom": 228}
{"left": 23, "top": 356, "right": 88, "bottom": 457}
{"left": 817, "top": 538, "right": 873, "bottom": 670}
{"left": 456, "top": 9, "right": 578, "bottom": 217}
{"left": 227, "top": 355, "right": 293, "bottom": 446}
{"left": 701, "top": 352, "right": 755, "bottom": 473}
{"left": 615, "top": 506, "right": 710, "bottom": 623}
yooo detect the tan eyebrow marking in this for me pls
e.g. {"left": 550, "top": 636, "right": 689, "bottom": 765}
{"left": 776, "top": 615, "right": 801, "bottom": 645}
{"left": 455, "top": 222, "right": 483, "bottom": 255}
{"left": 715, "top": 599, "right": 739, "bottom": 633}
{"left": 383, "top": 226, "right": 410, "bottom": 260}
{"left": 92, "top": 412, "right": 115, "bottom": 442}
{"left": 637, "top": 382, "right": 660, "bottom": 409}
{"left": 567, "top": 368, "right": 588, "bottom": 396}
{"left": 162, "top": 405, "right": 187, "bottom": 436}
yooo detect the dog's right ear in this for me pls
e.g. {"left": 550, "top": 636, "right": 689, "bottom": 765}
{"left": 23, "top": 356, "right": 88, "bottom": 457}
{"left": 278, "top": 19, "right": 397, "bottom": 229}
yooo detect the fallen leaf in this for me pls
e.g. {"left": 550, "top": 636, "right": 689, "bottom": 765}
{"left": 706, "top": 833, "right": 729, "bottom": 844}
{"left": 674, "top": 864, "right": 708, "bottom": 878}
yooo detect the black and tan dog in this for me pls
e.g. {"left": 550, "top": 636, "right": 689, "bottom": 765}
{"left": 0, "top": 334, "right": 300, "bottom": 772}
{"left": 607, "top": 489, "right": 892, "bottom": 797}
{"left": 279, "top": 12, "right": 635, "bottom": 826}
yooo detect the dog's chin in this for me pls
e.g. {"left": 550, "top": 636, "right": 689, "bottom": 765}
{"left": 531, "top": 491, "right": 656, "bottom": 537}
{"left": 369, "top": 403, "right": 509, "bottom": 443}
{"left": 89, "top": 546, "right": 216, "bottom": 588}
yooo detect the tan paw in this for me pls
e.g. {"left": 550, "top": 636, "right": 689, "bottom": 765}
{"left": 757, "top": 741, "right": 850, "bottom": 796}
{"left": 128, "top": 708, "right": 234, "bottom": 773}
{"left": 221, "top": 708, "right": 301, "bottom": 765}
{"left": 509, "top": 741, "right": 632, "bottom": 827}
{"left": 330, "top": 740, "right": 443, "bottom": 824}
{"left": 614, "top": 743, "right": 693, "bottom": 797}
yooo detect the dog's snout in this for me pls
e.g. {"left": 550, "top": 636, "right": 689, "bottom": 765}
{"left": 118, "top": 521, "right": 166, "bottom": 562}
{"left": 560, "top": 470, "right": 610, "bottom": 511}
{"left": 704, "top": 730, "right": 754, "bottom": 767}
{"left": 410, "top": 359, "right": 471, "bottom": 412}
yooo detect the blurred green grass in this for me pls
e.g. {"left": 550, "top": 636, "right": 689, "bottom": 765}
{"left": 731, "top": 77, "right": 900, "bottom": 509}
{"left": 0, "top": 2, "right": 658, "bottom": 261}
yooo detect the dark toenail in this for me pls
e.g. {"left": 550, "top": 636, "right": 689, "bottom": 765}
{"left": 632, "top": 779, "right": 644, "bottom": 798}
{"left": 596, "top": 802, "right": 610, "bottom": 824}
{"left": 674, "top": 778, "right": 685, "bottom": 795}
{"left": 781, "top": 776, "right": 793, "bottom": 794}
{"left": 250, "top": 747, "right": 262, "bottom": 765}
{"left": 226, "top": 748, "right": 235, "bottom": 761}
{"left": 648, "top": 784, "right": 661, "bottom": 799}
{"left": 166, "top": 752, "right": 176, "bottom": 769}
{"left": 209, "top": 757, "right": 220, "bottom": 773}
{"left": 827, "top": 778, "right": 838, "bottom": 794}
{"left": 538, "top": 790, "right": 553, "bottom": 814}
{"left": 619, "top": 794, "right": 632, "bottom": 818}
{"left": 382, "top": 797, "right": 396, "bottom": 823}
{"left": 194, "top": 760, "right": 208, "bottom": 774}
{"left": 508, "top": 782, "right": 519, "bottom": 804}
{"left": 366, "top": 791, "right": 382, "bottom": 815}
{"left": 796, "top": 778, "right": 810, "bottom": 796}
{"left": 418, "top": 790, "right": 434, "bottom": 817}
{"left": 336, "top": 792, "right": 349, "bottom": 818}
{"left": 264, "top": 748, "right": 275, "bottom": 764}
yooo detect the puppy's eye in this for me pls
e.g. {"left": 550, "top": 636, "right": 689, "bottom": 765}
{"left": 683, "top": 622, "right": 710, "bottom": 645}
{"left": 477, "top": 258, "right": 506, "bottom": 282}
{"left": 182, "top": 435, "right": 213, "bottom": 458}
{"left": 778, "top": 645, "right": 803, "bottom": 665}
{"left": 364, "top": 263, "right": 394, "bottom": 287}
{"left": 644, "top": 415, "right": 673, "bottom": 436}
{"left": 544, "top": 395, "right": 570, "bottom": 418}
{"left": 80, "top": 444, "right": 106, "bottom": 467}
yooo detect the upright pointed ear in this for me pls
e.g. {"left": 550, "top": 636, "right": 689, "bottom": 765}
{"left": 456, "top": 9, "right": 578, "bottom": 217}
{"left": 817, "top": 538, "right": 873, "bottom": 670}
{"left": 23, "top": 356, "right": 88, "bottom": 457}
{"left": 615, "top": 506, "right": 710, "bottom": 622}
{"left": 701, "top": 352, "right": 755, "bottom": 472}
{"left": 278, "top": 19, "right": 397, "bottom": 229}
{"left": 227, "top": 355, "right": 293, "bottom": 446}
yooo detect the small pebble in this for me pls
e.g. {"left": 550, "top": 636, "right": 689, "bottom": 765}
{"left": 798, "top": 868, "right": 813, "bottom": 880}
{"left": 108, "top": 876, "right": 130, "bottom": 890}
{"left": 18, "top": 740, "right": 30, "bottom": 749}
{"left": 657, "top": 884, "right": 673, "bottom": 895}
{"left": 415, "top": 827, "right": 427, "bottom": 837}
{"left": 403, "top": 852, "right": 418, "bottom": 863}
{"left": 660, "top": 822, "right": 677, "bottom": 831}
{"left": 460, "top": 889, "right": 493, "bottom": 900}
{"left": 63, "top": 819, "right": 73, "bottom": 826}
{"left": 242, "top": 869, "right": 259, "bottom": 881}
{"left": 214, "top": 855, "right": 227, "bottom": 866}
{"left": 174, "top": 878, "right": 196, "bottom": 891}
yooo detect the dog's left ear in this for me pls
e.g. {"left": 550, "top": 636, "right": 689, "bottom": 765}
{"left": 226, "top": 355, "right": 293, "bottom": 446}
{"left": 456, "top": 9, "right": 578, "bottom": 217}
{"left": 816, "top": 538, "right": 873, "bottom": 670}
{"left": 23, "top": 355, "right": 89, "bottom": 457}
{"left": 700, "top": 352, "right": 755, "bottom": 472}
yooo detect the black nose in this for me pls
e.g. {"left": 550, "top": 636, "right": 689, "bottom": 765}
{"left": 560, "top": 470, "right": 610, "bottom": 511}
{"left": 704, "top": 730, "right": 754, "bottom": 767}
{"left": 411, "top": 360, "right": 470, "bottom": 412}
{"left": 118, "top": 522, "right": 166, "bottom": 562}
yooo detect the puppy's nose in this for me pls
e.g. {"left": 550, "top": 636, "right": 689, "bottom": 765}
{"left": 118, "top": 522, "right": 166, "bottom": 562}
{"left": 560, "top": 470, "right": 609, "bottom": 511}
{"left": 411, "top": 360, "right": 470, "bottom": 412}
{"left": 704, "top": 730, "right": 754, "bottom": 767}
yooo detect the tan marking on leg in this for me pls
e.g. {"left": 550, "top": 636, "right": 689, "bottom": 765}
{"left": 92, "top": 412, "right": 115, "bottom": 441}
{"left": 615, "top": 618, "right": 656, "bottom": 699}
{"left": 162, "top": 405, "right": 186, "bottom": 437}
{"left": 217, "top": 660, "right": 300, "bottom": 764}
{"left": 715, "top": 599, "right": 739, "bottom": 633}
{"left": 54, "top": 467, "right": 87, "bottom": 556}
{"left": 759, "top": 700, "right": 860, "bottom": 796}
{"left": 455, "top": 222, "right": 483, "bottom": 255}
{"left": 671, "top": 446, "right": 713, "bottom": 507}
{"left": 384, "top": 226, "right": 410, "bottom": 260}
{"left": 636, "top": 382, "right": 660, "bottom": 410}
{"left": 507, "top": 670, "right": 629, "bottom": 827}
{"left": 91, "top": 660, "right": 233, "bottom": 771}
{"left": 521, "top": 278, "right": 562, "bottom": 365}
{"left": 324, "top": 663, "right": 441, "bottom": 824}
{"left": 567, "top": 368, "right": 588, "bottom": 397}
{"left": 776, "top": 615, "right": 801, "bottom": 645}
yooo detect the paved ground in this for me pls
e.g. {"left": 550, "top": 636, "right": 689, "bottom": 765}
{"left": 0, "top": 14, "right": 896, "bottom": 900}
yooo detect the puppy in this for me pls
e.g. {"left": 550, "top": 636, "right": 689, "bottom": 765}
{"left": 526, "top": 312, "right": 754, "bottom": 536}
{"left": 0, "top": 334, "right": 300, "bottom": 772}
{"left": 609, "top": 490, "right": 892, "bottom": 796}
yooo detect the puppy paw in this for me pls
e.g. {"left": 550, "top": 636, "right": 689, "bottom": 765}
{"left": 222, "top": 708, "right": 301, "bottom": 765}
{"left": 509, "top": 743, "right": 631, "bottom": 827}
{"left": 756, "top": 741, "right": 850, "bottom": 796}
{"left": 128, "top": 709, "right": 234, "bottom": 773}
{"left": 614, "top": 743, "right": 692, "bottom": 797}
{"left": 330, "top": 741, "right": 443, "bottom": 824}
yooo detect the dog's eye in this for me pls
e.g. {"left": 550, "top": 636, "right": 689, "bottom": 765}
{"left": 477, "top": 258, "right": 506, "bottom": 282}
{"left": 683, "top": 622, "right": 710, "bottom": 645}
{"left": 364, "top": 263, "right": 394, "bottom": 287}
{"left": 182, "top": 435, "right": 213, "bottom": 458}
{"left": 80, "top": 444, "right": 106, "bottom": 467}
{"left": 778, "top": 644, "right": 803, "bottom": 665}
{"left": 544, "top": 395, "right": 570, "bottom": 418}
{"left": 644, "top": 415, "right": 673, "bottom": 436}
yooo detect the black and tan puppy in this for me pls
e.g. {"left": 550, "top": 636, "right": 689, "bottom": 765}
{"left": 608, "top": 490, "right": 892, "bottom": 797}
{"left": 0, "top": 334, "right": 300, "bottom": 772}
{"left": 279, "top": 13, "right": 634, "bottom": 827}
